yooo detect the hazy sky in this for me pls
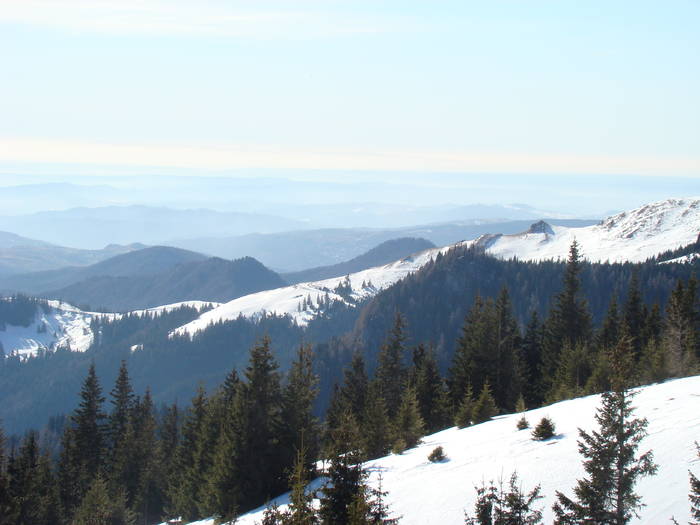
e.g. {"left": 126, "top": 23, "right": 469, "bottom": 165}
{"left": 1, "top": 1, "right": 699, "bottom": 180}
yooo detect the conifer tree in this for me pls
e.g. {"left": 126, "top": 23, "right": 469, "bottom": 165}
{"left": 159, "top": 402, "right": 180, "bottom": 514}
{"left": 449, "top": 295, "right": 496, "bottom": 411}
{"left": 553, "top": 335, "right": 657, "bottom": 524}
{"left": 285, "top": 444, "right": 318, "bottom": 525}
{"left": 72, "top": 474, "right": 135, "bottom": 525}
{"left": 341, "top": 351, "right": 369, "bottom": 425}
{"left": 521, "top": 311, "right": 544, "bottom": 407}
{"left": 376, "top": 313, "right": 408, "bottom": 416}
{"left": 410, "top": 344, "right": 448, "bottom": 433}
{"left": 281, "top": 344, "right": 320, "bottom": 476}
{"left": 131, "top": 389, "right": 163, "bottom": 523}
{"left": 471, "top": 381, "right": 498, "bottom": 424}
{"left": 107, "top": 360, "right": 135, "bottom": 456}
{"left": 59, "top": 363, "right": 107, "bottom": 518}
{"left": 623, "top": 273, "right": 644, "bottom": 359}
{"left": 689, "top": 442, "right": 700, "bottom": 524}
{"left": 465, "top": 472, "right": 543, "bottom": 525}
{"left": 0, "top": 424, "right": 9, "bottom": 525}
{"left": 664, "top": 281, "right": 697, "bottom": 377}
{"left": 361, "top": 384, "right": 391, "bottom": 460}
{"left": 493, "top": 287, "right": 522, "bottom": 410}
{"left": 170, "top": 385, "right": 208, "bottom": 521}
{"left": 392, "top": 386, "right": 424, "bottom": 452}
{"left": 550, "top": 341, "right": 592, "bottom": 401}
{"left": 541, "top": 241, "right": 592, "bottom": 399}
{"left": 454, "top": 384, "right": 474, "bottom": 429}
{"left": 320, "top": 412, "right": 364, "bottom": 524}
{"left": 323, "top": 384, "right": 346, "bottom": 458}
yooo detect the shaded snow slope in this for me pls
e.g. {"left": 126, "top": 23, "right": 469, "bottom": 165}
{"left": 187, "top": 375, "right": 700, "bottom": 525}
{"left": 471, "top": 198, "right": 700, "bottom": 263}
{"left": 171, "top": 243, "right": 461, "bottom": 337}
{"left": 0, "top": 300, "right": 219, "bottom": 359}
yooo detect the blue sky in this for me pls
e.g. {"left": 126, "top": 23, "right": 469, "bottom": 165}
{"left": 0, "top": 1, "right": 698, "bottom": 182}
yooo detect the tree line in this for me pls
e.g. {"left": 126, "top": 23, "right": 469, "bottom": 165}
{"left": 1, "top": 241, "right": 700, "bottom": 523}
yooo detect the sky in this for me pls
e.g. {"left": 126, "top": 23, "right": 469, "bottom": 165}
{"left": 0, "top": 1, "right": 699, "bottom": 200}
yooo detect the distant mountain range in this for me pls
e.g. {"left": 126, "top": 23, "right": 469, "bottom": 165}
{"left": 170, "top": 219, "right": 596, "bottom": 272}
{"left": 0, "top": 230, "right": 143, "bottom": 275}
{"left": 282, "top": 237, "right": 435, "bottom": 284}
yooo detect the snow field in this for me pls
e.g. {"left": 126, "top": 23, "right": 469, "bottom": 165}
{"left": 224, "top": 376, "right": 700, "bottom": 524}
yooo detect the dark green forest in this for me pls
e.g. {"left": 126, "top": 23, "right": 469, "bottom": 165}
{"left": 0, "top": 242, "right": 699, "bottom": 523}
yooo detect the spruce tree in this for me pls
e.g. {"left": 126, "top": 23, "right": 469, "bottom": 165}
{"left": 376, "top": 313, "right": 408, "bottom": 416}
{"left": 521, "top": 311, "right": 544, "bottom": 407}
{"left": 281, "top": 344, "right": 320, "bottom": 475}
{"left": 131, "top": 389, "right": 163, "bottom": 523}
{"left": 0, "top": 424, "right": 9, "bottom": 525}
{"left": 471, "top": 381, "right": 498, "bottom": 424}
{"left": 465, "top": 472, "right": 543, "bottom": 525}
{"left": 319, "top": 412, "right": 364, "bottom": 525}
{"left": 541, "top": 240, "right": 592, "bottom": 399}
{"left": 170, "top": 385, "right": 208, "bottom": 521}
{"left": 341, "top": 351, "right": 369, "bottom": 425}
{"left": 59, "top": 363, "right": 107, "bottom": 518}
{"left": 493, "top": 287, "right": 522, "bottom": 410}
{"left": 690, "top": 442, "right": 700, "bottom": 524}
{"left": 285, "top": 445, "right": 318, "bottom": 525}
{"left": 454, "top": 384, "right": 474, "bottom": 429}
{"left": 411, "top": 345, "right": 448, "bottom": 433}
{"left": 361, "top": 384, "right": 391, "bottom": 460}
{"left": 107, "top": 360, "right": 135, "bottom": 457}
{"left": 72, "top": 474, "right": 135, "bottom": 525}
{"left": 553, "top": 336, "right": 657, "bottom": 524}
{"left": 392, "top": 386, "right": 425, "bottom": 452}
{"left": 623, "top": 273, "right": 644, "bottom": 359}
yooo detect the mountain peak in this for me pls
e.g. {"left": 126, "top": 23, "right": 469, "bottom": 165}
{"left": 525, "top": 220, "right": 554, "bottom": 235}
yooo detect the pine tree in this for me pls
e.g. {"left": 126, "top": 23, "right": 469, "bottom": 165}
{"left": 553, "top": 336, "right": 657, "bottom": 524}
{"left": 107, "top": 360, "right": 135, "bottom": 457}
{"left": 521, "top": 311, "right": 544, "bottom": 407}
{"left": 285, "top": 444, "right": 318, "bottom": 525}
{"left": 131, "top": 389, "right": 163, "bottom": 523}
{"left": 541, "top": 240, "right": 592, "bottom": 399}
{"left": 472, "top": 381, "right": 498, "bottom": 424}
{"left": 159, "top": 402, "right": 180, "bottom": 515}
{"left": 623, "top": 273, "right": 644, "bottom": 359}
{"left": 341, "top": 352, "right": 369, "bottom": 425}
{"left": 58, "top": 363, "right": 107, "bottom": 518}
{"left": 664, "top": 280, "right": 697, "bottom": 377}
{"left": 392, "top": 386, "right": 424, "bottom": 452}
{"left": 319, "top": 412, "right": 364, "bottom": 525}
{"left": 281, "top": 344, "right": 320, "bottom": 477}
{"left": 361, "top": 384, "right": 391, "bottom": 460}
{"left": 493, "top": 287, "right": 522, "bottom": 410}
{"left": 454, "top": 384, "right": 474, "bottom": 429}
{"left": 465, "top": 472, "right": 543, "bottom": 525}
{"left": 448, "top": 295, "right": 497, "bottom": 412}
{"left": 0, "top": 424, "right": 9, "bottom": 525}
{"left": 689, "top": 442, "right": 700, "bottom": 524}
{"left": 72, "top": 474, "right": 135, "bottom": 525}
{"left": 376, "top": 313, "right": 408, "bottom": 416}
{"left": 411, "top": 345, "right": 448, "bottom": 433}
{"left": 170, "top": 385, "right": 208, "bottom": 521}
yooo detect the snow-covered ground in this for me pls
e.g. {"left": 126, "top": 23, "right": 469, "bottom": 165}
{"left": 470, "top": 198, "right": 700, "bottom": 263}
{"left": 172, "top": 198, "right": 700, "bottom": 339}
{"left": 0, "top": 300, "right": 218, "bottom": 359}
{"left": 170, "top": 244, "right": 463, "bottom": 337}
{"left": 185, "top": 375, "right": 700, "bottom": 525}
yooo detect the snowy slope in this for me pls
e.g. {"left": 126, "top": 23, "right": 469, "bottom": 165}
{"left": 172, "top": 198, "right": 699, "bottom": 338}
{"left": 0, "top": 299, "right": 219, "bottom": 359}
{"left": 471, "top": 198, "right": 700, "bottom": 263}
{"left": 186, "top": 375, "right": 700, "bottom": 525}
{"left": 171, "top": 244, "right": 461, "bottom": 337}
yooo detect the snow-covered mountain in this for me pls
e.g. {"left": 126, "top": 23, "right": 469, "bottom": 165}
{"left": 181, "top": 375, "right": 700, "bottom": 525}
{"left": 170, "top": 244, "right": 462, "bottom": 337}
{"left": 470, "top": 198, "right": 700, "bottom": 263}
{"left": 0, "top": 300, "right": 218, "bottom": 359}
{"left": 172, "top": 198, "right": 699, "bottom": 338}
